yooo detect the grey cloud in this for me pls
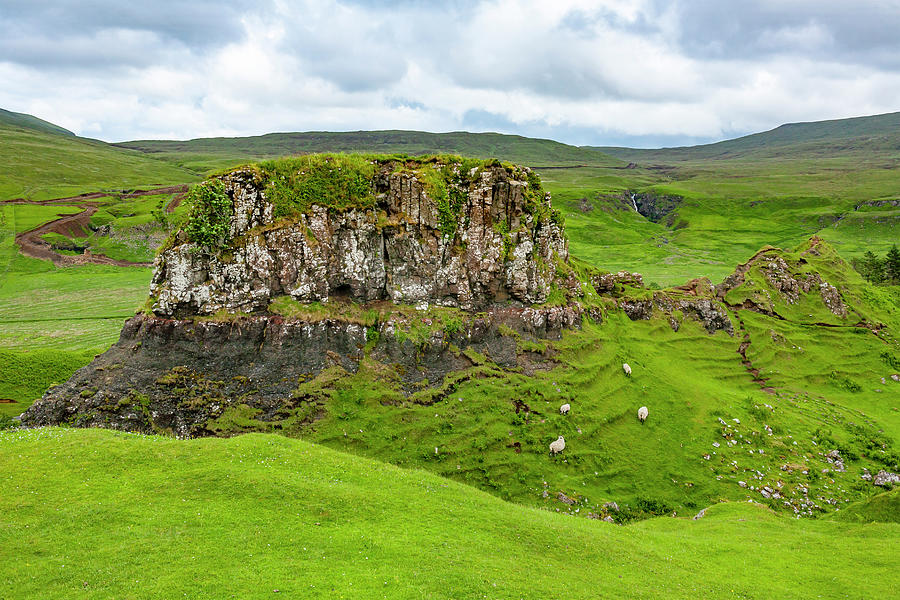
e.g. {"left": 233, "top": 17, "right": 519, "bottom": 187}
{"left": 0, "top": 0, "right": 263, "bottom": 69}
{"left": 663, "top": 0, "right": 900, "bottom": 68}
{"left": 461, "top": 109, "right": 719, "bottom": 149}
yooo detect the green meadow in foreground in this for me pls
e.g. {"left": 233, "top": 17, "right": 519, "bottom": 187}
{"left": 1, "top": 427, "right": 897, "bottom": 600}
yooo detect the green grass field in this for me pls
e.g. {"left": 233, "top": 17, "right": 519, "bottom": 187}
{"left": 1, "top": 111, "right": 899, "bottom": 598}
{"left": 1, "top": 428, "right": 896, "bottom": 599}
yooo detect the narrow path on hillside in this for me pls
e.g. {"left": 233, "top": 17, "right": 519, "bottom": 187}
{"left": 734, "top": 313, "right": 776, "bottom": 394}
{"left": 0, "top": 185, "right": 188, "bottom": 268}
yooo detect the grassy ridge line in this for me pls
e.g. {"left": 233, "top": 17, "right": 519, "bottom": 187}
{"left": 115, "top": 130, "right": 625, "bottom": 173}
{"left": 1, "top": 427, "right": 896, "bottom": 599}
{"left": 0, "top": 122, "right": 198, "bottom": 201}
{"left": 0, "top": 108, "right": 75, "bottom": 137}
{"left": 596, "top": 111, "right": 900, "bottom": 162}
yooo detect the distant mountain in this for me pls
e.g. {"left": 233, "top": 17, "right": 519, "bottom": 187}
{"left": 116, "top": 130, "right": 623, "bottom": 171}
{"left": 596, "top": 111, "right": 900, "bottom": 162}
{"left": 0, "top": 108, "right": 75, "bottom": 137}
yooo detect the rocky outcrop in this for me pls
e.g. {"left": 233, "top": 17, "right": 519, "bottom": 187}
{"left": 873, "top": 470, "right": 899, "bottom": 487}
{"left": 20, "top": 306, "right": 590, "bottom": 437}
{"left": 151, "top": 162, "right": 567, "bottom": 317}
{"left": 591, "top": 270, "right": 644, "bottom": 292}
{"left": 618, "top": 278, "right": 733, "bottom": 335}
{"left": 21, "top": 157, "right": 592, "bottom": 436}
{"left": 620, "top": 294, "right": 734, "bottom": 335}
{"left": 759, "top": 256, "right": 847, "bottom": 317}
{"left": 716, "top": 241, "right": 850, "bottom": 319}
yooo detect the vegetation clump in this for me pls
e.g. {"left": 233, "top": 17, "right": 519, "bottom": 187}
{"left": 183, "top": 180, "right": 231, "bottom": 248}
{"left": 257, "top": 154, "right": 377, "bottom": 218}
{"left": 853, "top": 244, "right": 900, "bottom": 284}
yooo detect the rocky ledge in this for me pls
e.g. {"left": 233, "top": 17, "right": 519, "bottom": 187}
{"left": 20, "top": 305, "right": 595, "bottom": 437}
{"left": 151, "top": 156, "right": 567, "bottom": 317}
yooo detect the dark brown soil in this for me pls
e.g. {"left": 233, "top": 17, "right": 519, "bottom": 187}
{"left": 1, "top": 184, "right": 187, "bottom": 268}
{"left": 735, "top": 316, "right": 776, "bottom": 395}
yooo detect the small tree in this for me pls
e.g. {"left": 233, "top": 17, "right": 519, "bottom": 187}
{"left": 183, "top": 180, "right": 232, "bottom": 248}
{"left": 861, "top": 250, "right": 885, "bottom": 284}
{"left": 886, "top": 244, "right": 900, "bottom": 284}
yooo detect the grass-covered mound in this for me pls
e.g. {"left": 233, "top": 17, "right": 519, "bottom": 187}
{"left": 1, "top": 427, "right": 896, "bottom": 599}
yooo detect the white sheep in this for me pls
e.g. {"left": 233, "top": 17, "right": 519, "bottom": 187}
{"left": 549, "top": 435, "right": 566, "bottom": 455}
{"left": 623, "top": 363, "right": 632, "bottom": 376}
{"left": 637, "top": 406, "right": 648, "bottom": 423}
{"left": 559, "top": 403, "right": 570, "bottom": 415}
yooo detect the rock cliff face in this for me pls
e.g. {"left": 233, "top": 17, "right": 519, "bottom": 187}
{"left": 21, "top": 306, "right": 588, "bottom": 437}
{"left": 151, "top": 160, "right": 567, "bottom": 317}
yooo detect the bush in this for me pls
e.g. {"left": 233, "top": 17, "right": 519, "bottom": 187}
{"left": 636, "top": 497, "right": 674, "bottom": 515}
{"left": 183, "top": 180, "right": 232, "bottom": 248}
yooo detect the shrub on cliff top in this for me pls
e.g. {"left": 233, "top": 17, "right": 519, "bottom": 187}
{"left": 183, "top": 180, "right": 231, "bottom": 248}
{"left": 258, "top": 154, "right": 377, "bottom": 217}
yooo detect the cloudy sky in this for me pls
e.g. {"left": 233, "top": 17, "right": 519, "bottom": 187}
{"left": 2, "top": 0, "right": 900, "bottom": 147}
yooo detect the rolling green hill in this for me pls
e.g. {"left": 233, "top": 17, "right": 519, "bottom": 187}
{"left": 0, "top": 113, "right": 198, "bottom": 201}
{"left": 1, "top": 427, "right": 896, "bottom": 599}
{"left": 0, "top": 108, "right": 76, "bottom": 137}
{"left": 598, "top": 111, "right": 900, "bottom": 162}
{"left": 115, "top": 130, "right": 624, "bottom": 173}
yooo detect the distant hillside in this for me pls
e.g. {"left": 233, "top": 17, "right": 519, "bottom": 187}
{"left": 116, "top": 130, "right": 623, "bottom": 172}
{"left": 597, "top": 111, "right": 900, "bottom": 162}
{"left": 0, "top": 108, "right": 75, "bottom": 137}
{"left": 0, "top": 110, "right": 198, "bottom": 200}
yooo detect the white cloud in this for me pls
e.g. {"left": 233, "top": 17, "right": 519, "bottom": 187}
{"left": 1, "top": 0, "right": 899, "bottom": 146}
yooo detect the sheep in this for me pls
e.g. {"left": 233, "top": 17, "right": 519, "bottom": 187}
{"left": 559, "top": 403, "right": 570, "bottom": 415}
{"left": 623, "top": 363, "right": 632, "bottom": 376}
{"left": 637, "top": 406, "right": 648, "bottom": 423}
{"left": 549, "top": 435, "right": 566, "bottom": 455}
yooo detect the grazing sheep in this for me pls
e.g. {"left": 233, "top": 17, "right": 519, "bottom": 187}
{"left": 559, "top": 403, "right": 570, "bottom": 415}
{"left": 623, "top": 363, "right": 632, "bottom": 376}
{"left": 637, "top": 406, "right": 649, "bottom": 423}
{"left": 549, "top": 436, "right": 566, "bottom": 455}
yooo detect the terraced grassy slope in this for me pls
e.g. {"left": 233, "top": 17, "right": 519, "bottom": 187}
{"left": 1, "top": 428, "right": 896, "bottom": 599}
